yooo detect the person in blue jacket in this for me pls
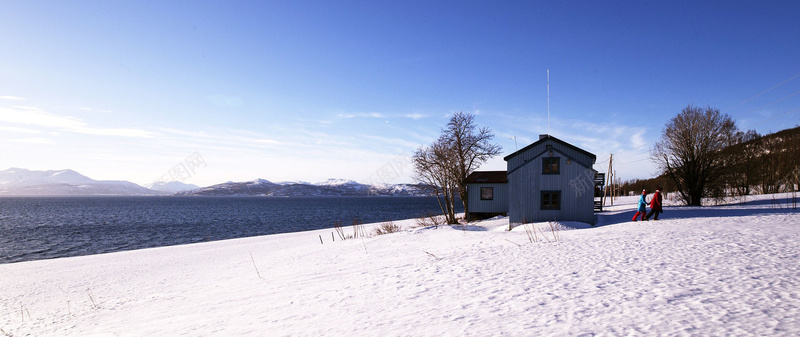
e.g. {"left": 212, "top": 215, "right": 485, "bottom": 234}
{"left": 632, "top": 189, "right": 647, "bottom": 221}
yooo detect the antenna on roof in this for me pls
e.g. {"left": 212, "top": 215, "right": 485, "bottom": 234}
{"left": 547, "top": 69, "right": 550, "bottom": 135}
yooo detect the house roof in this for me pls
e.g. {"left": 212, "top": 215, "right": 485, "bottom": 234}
{"left": 503, "top": 134, "right": 596, "bottom": 164}
{"left": 464, "top": 171, "right": 508, "bottom": 184}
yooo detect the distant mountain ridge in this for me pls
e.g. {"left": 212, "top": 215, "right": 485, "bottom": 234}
{"left": 178, "top": 178, "right": 433, "bottom": 197}
{"left": 0, "top": 168, "right": 162, "bottom": 196}
{"left": 0, "top": 168, "right": 432, "bottom": 197}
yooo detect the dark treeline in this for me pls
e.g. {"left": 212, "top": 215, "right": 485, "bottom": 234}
{"left": 720, "top": 125, "right": 800, "bottom": 197}
{"left": 619, "top": 126, "right": 800, "bottom": 198}
{"left": 618, "top": 175, "right": 676, "bottom": 197}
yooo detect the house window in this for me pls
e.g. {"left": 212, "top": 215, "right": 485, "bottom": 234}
{"left": 541, "top": 190, "right": 561, "bottom": 210}
{"left": 543, "top": 157, "right": 560, "bottom": 175}
{"left": 480, "top": 187, "right": 494, "bottom": 200}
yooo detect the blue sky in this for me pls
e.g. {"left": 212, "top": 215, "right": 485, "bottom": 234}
{"left": 1, "top": 1, "right": 799, "bottom": 187}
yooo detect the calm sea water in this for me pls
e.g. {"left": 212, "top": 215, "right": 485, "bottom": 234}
{"left": 0, "top": 196, "right": 459, "bottom": 264}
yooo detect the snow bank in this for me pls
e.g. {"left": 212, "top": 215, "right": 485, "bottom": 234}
{"left": 1, "top": 194, "right": 799, "bottom": 336}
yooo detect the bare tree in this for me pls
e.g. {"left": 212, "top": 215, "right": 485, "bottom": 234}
{"left": 412, "top": 111, "right": 501, "bottom": 224}
{"left": 412, "top": 138, "right": 459, "bottom": 224}
{"left": 651, "top": 105, "right": 738, "bottom": 206}
{"left": 443, "top": 112, "right": 502, "bottom": 220}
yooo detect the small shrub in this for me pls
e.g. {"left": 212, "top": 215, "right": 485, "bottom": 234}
{"left": 415, "top": 212, "right": 445, "bottom": 228}
{"left": 334, "top": 221, "right": 347, "bottom": 240}
{"left": 375, "top": 221, "right": 402, "bottom": 235}
{"left": 352, "top": 218, "right": 368, "bottom": 238}
{"left": 548, "top": 220, "right": 560, "bottom": 242}
{"left": 520, "top": 219, "right": 560, "bottom": 244}
{"left": 334, "top": 219, "right": 369, "bottom": 240}
{"left": 523, "top": 218, "right": 537, "bottom": 243}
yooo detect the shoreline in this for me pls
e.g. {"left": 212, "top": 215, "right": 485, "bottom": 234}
{"left": 0, "top": 196, "right": 459, "bottom": 264}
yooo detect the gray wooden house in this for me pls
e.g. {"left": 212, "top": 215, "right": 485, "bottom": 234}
{"left": 466, "top": 135, "right": 599, "bottom": 225}
{"left": 464, "top": 171, "right": 508, "bottom": 220}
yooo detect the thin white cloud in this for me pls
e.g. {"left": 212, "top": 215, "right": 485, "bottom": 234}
{"left": 75, "top": 126, "right": 158, "bottom": 138}
{"left": 337, "top": 112, "right": 385, "bottom": 119}
{"left": 360, "top": 134, "right": 425, "bottom": 149}
{"left": 8, "top": 105, "right": 41, "bottom": 111}
{"left": 0, "top": 125, "right": 42, "bottom": 134}
{"left": 153, "top": 127, "right": 283, "bottom": 152}
{"left": 294, "top": 117, "right": 335, "bottom": 126}
{"left": 11, "top": 137, "right": 54, "bottom": 144}
{"left": 403, "top": 113, "right": 426, "bottom": 120}
{"left": 334, "top": 111, "right": 429, "bottom": 123}
{"left": 1, "top": 106, "right": 84, "bottom": 129}
{"left": 0, "top": 106, "right": 157, "bottom": 138}
{"left": 0, "top": 96, "right": 25, "bottom": 101}
{"left": 630, "top": 129, "right": 647, "bottom": 150}
{"left": 251, "top": 138, "right": 280, "bottom": 145}
{"left": 75, "top": 107, "right": 113, "bottom": 113}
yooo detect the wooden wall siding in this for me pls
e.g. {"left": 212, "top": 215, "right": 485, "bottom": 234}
{"left": 507, "top": 139, "right": 596, "bottom": 224}
{"left": 506, "top": 139, "right": 595, "bottom": 174}
{"left": 467, "top": 183, "right": 509, "bottom": 213}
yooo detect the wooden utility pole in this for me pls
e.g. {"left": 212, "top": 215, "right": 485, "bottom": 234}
{"left": 793, "top": 169, "right": 798, "bottom": 210}
{"left": 604, "top": 154, "right": 613, "bottom": 206}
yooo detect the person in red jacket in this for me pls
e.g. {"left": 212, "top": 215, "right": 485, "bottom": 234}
{"left": 645, "top": 188, "right": 663, "bottom": 220}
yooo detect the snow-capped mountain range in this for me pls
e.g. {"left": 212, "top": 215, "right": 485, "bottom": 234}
{"left": 0, "top": 168, "right": 432, "bottom": 197}
{"left": 0, "top": 168, "right": 161, "bottom": 196}
{"left": 177, "top": 178, "right": 433, "bottom": 197}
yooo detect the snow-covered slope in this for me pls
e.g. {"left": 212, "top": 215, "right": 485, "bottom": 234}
{"left": 314, "top": 178, "right": 361, "bottom": 186}
{"left": 0, "top": 168, "right": 161, "bottom": 196}
{"left": 2, "top": 193, "right": 798, "bottom": 336}
{"left": 0, "top": 167, "right": 94, "bottom": 187}
{"left": 144, "top": 181, "right": 200, "bottom": 193}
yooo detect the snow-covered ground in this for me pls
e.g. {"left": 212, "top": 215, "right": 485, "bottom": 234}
{"left": 2, "top": 193, "right": 799, "bottom": 336}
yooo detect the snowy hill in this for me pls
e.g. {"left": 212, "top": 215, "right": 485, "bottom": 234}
{"left": 179, "top": 178, "right": 432, "bottom": 196}
{"left": 182, "top": 179, "right": 281, "bottom": 196}
{"left": 144, "top": 181, "right": 200, "bottom": 193}
{"left": 0, "top": 168, "right": 162, "bottom": 196}
{"left": 0, "top": 167, "right": 94, "bottom": 187}
{"left": 315, "top": 178, "right": 357, "bottom": 186}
